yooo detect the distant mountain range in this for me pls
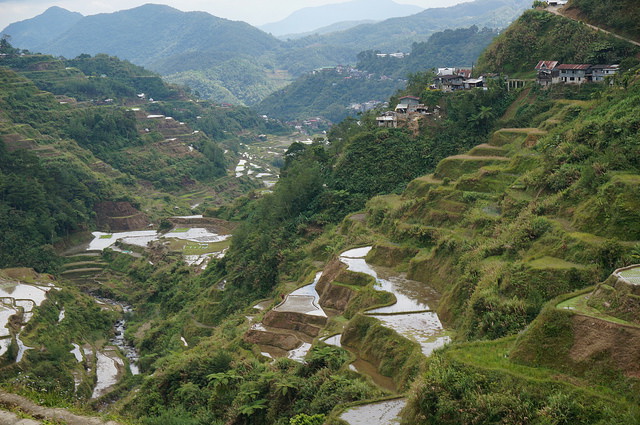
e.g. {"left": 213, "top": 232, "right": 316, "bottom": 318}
{"left": 279, "top": 19, "right": 378, "bottom": 41}
{"left": 1, "top": 0, "right": 530, "bottom": 106}
{"left": 260, "top": 0, "right": 423, "bottom": 37}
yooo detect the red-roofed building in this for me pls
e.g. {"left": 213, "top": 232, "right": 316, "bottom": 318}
{"left": 535, "top": 61, "right": 559, "bottom": 70}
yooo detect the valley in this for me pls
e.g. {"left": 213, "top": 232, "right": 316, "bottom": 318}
{"left": 0, "top": 0, "right": 639, "bottom": 424}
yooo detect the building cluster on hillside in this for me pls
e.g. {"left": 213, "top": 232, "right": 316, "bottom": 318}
{"left": 312, "top": 65, "right": 369, "bottom": 78}
{"left": 349, "top": 100, "right": 388, "bottom": 113}
{"left": 376, "top": 95, "right": 441, "bottom": 128}
{"left": 535, "top": 61, "right": 620, "bottom": 86}
{"left": 311, "top": 64, "right": 405, "bottom": 83}
{"left": 430, "top": 67, "right": 489, "bottom": 92}
{"left": 375, "top": 52, "right": 410, "bottom": 58}
{"left": 287, "top": 117, "right": 332, "bottom": 133}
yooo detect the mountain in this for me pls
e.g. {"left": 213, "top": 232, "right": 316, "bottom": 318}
{"left": 260, "top": 0, "right": 423, "bottom": 36}
{"left": 1, "top": 0, "right": 528, "bottom": 106}
{"left": 279, "top": 19, "right": 378, "bottom": 40}
{"left": 289, "top": 0, "right": 531, "bottom": 54}
{"left": 0, "top": 6, "right": 83, "bottom": 52}
{"left": 259, "top": 26, "right": 500, "bottom": 123}
{"left": 37, "top": 4, "right": 281, "bottom": 72}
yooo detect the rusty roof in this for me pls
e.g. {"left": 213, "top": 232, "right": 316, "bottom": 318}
{"left": 557, "top": 64, "right": 592, "bottom": 70}
{"left": 535, "top": 60, "right": 558, "bottom": 70}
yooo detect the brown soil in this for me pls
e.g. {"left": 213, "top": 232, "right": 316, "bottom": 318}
{"left": 262, "top": 311, "right": 325, "bottom": 337}
{"left": 316, "top": 259, "right": 357, "bottom": 312}
{"left": 168, "top": 217, "right": 236, "bottom": 234}
{"left": 243, "top": 329, "right": 301, "bottom": 351}
{"left": 570, "top": 315, "right": 640, "bottom": 378}
{"left": 94, "top": 201, "right": 150, "bottom": 231}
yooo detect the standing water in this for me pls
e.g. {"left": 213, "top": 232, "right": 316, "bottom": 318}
{"left": 338, "top": 247, "right": 449, "bottom": 424}
{"left": 339, "top": 247, "right": 450, "bottom": 356}
{"left": 340, "top": 399, "right": 406, "bottom": 425}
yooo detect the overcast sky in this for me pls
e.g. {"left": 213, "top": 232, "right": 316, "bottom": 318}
{"left": 1, "top": 0, "right": 469, "bottom": 31}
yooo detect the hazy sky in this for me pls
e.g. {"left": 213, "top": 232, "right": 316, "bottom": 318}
{"left": 1, "top": 0, "right": 469, "bottom": 30}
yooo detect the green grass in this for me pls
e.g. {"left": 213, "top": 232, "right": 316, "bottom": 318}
{"left": 527, "top": 256, "right": 587, "bottom": 270}
{"left": 166, "top": 238, "right": 231, "bottom": 255}
{"left": 446, "top": 336, "right": 632, "bottom": 403}
{"left": 99, "top": 235, "right": 113, "bottom": 239}
{"left": 170, "top": 228, "right": 190, "bottom": 233}
{"left": 557, "top": 293, "right": 636, "bottom": 326}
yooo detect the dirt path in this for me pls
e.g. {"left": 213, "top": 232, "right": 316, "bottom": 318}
{"left": 547, "top": 5, "right": 640, "bottom": 47}
{"left": 0, "top": 391, "right": 121, "bottom": 425}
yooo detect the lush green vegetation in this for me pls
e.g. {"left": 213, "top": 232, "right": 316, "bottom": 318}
{"left": 258, "top": 25, "right": 501, "bottom": 123}
{"left": 257, "top": 69, "right": 405, "bottom": 123}
{"left": 3, "top": 0, "right": 529, "bottom": 107}
{"left": 357, "top": 26, "right": 499, "bottom": 79}
{"left": 569, "top": 0, "right": 640, "bottom": 41}
{"left": 3, "top": 3, "right": 640, "bottom": 424}
{"left": 404, "top": 343, "right": 639, "bottom": 424}
{"left": 476, "top": 9, "right": 639, "bottom": 76}
{"left": 0, "top": 141, "right": 100, "bottom": 272}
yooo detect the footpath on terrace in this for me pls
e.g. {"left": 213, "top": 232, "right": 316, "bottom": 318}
{"left": 546, "top": 5, "right": 640, "bottom": 47}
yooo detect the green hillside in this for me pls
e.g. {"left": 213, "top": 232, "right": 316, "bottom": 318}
{"left": 1, "top": 3, "right": 640, "bottom": 425}
{"left": 0, "top": 46, "right": 284, "bottom": 271}
{"left": 569, "top": 0, "right": 640, "bottom": 41}
{"left": 476, "top": 8, "right": 638, "bottom": 75}
{"left": 2, "top": 0, "right": 529, "bottom": 106}
{"left": 259, "top": 25, "right": 499, "bottom": 123}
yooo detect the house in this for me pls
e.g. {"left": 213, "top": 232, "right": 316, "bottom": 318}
{"left": 535, "top": 61, "right": 619, "bottom": 85}
{"left": 464, "top": 77, "right": 485, "bottom": 89}
{"left": 434, "top": 74, "right": 465, "bottom": 92}
{"left": 557, "top": 64, "right": 592, "bottom": 84}
{"left": 591, "top": 64, "right": 619, "bottom": 82}
{"left": 398, "top": 95, "right": 420, "bottom": 106}
{"left": 457, "top": 68, "right": 473, "bottom": 79}
{"left": 535, "top": 60, "right": 559, "bottom": 86}
{"left": 376, "top": 111, "right": 398, "bottom": 128}
{"left": 437, "top": 67, "right": 456, "bottom": 76}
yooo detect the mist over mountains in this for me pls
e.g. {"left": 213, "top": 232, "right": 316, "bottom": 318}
{"left": 260, "top": 0, "right": 423, "bottom": 36}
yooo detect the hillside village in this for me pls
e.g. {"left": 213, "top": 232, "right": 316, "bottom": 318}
{"left": 378, "top": 58, "right": 621, "bottom": 129}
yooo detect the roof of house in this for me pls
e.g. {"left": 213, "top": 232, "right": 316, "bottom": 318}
{"left": 557, "top": 64, "right": 591, "bottom": 70}
{"left": 535, "top": 60, "right": 559, "bottom": 70}
{"left": 457, "top": 69, "right": 472, "bottom": 78}
{"left": 591, "top": 64, "right": 619, "bottom": 69}
{"left": 437, "top": 74, "right": 464, "bottom": 80}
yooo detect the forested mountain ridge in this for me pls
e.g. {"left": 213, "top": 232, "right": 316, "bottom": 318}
{"left": 0, "top": 46, "right": 284, "bottom": 272}
{"left": 258, "top": 26, "right": 500, "bottom": 124}
{"left": 0, "top": 6, "right": 83, "bottom": 52}
{"left": 2, "top": 0, "right": 529, "bottom": 106}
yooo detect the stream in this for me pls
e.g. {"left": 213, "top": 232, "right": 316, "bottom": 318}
{"left": 94, "top": 297, "right": 140, "bottom": 377}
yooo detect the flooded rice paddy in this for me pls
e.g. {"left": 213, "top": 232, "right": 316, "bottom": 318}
{"left": 340, "top": 399, "right": 406, "bottom": 425}
{"left": 339, "top": 247, "right": 450, "bottom": 356}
